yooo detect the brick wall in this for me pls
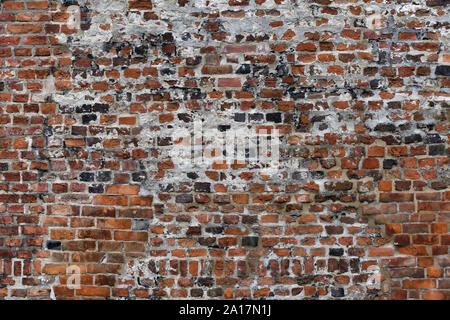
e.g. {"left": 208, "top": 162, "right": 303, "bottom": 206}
{"left": 0, "top": 0, "right": 448, "bottom": 300}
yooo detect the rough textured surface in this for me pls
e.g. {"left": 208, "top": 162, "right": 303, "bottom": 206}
{"left": 0, "top": 0, "right": 449, "bottom": 300}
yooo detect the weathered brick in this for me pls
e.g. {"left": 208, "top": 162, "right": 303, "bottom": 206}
{"left": 0, "top": 0, "right": 447, "bottom": 302}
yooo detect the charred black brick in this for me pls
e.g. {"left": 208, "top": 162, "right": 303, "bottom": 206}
{"left": 190, "top": 90, "right": 205, "bottom": 100}
{"left": 383, "top": 159, "right": 397, "bottom": 169}
{"left": 205, "top": 226, "right": 224, "bottom": 234}
{"left": 218, "top": 125, "right": 230, "bottom": 132}
{"left": 132, "top": 172, "right": 147, "bottom": 182}
{"left": 97, "top": 171, "right": 111, "bottom": 182}
{"left": 404, "top": 134, "right": 422, "bottom": 144}
{"left": 425, "top": 134, "right": 443, "bottom": 144}
{"left": 176, "top": 194, "right": 193, "bottom": 203}
{"left": 331, "top": 287, "right": 345, "bottom": 297}
{"left": 234, "top": 113, "right": 246, "bottom": 122}
{"left": 236, "top": 64, "right": 251, "bottom": 74}
{"left": 388, "top": 101, "right": 401, "bottom": 109}
{"left": 194, "top": 182, "right": 211, "bottom": 192}
{"left": 197, "top": 277, "right": 214, "bottom": 287}
{"left": 266, "top": 113, "right": 282, "bottom": 123}
{"left": 330, "top": 248, "right": 344, "bottom": 256}
{"left": 46, "top": 240, "right": 61, "bottom": 250}
{"left": 436, "top": 65, "right": 450, "bottom": 76}
{"left": 76, "top": 104, "right": 92, "bottom": 113}
{"left": 370, "top": 79, "right": 381, "bottom": 89}
{"left": 375, "top": 123, "right": 396, "bottom": 132}
{"left": 135, "top": 45, "right": 148, "bottom": 55}
{"left": 80, "top": 172, "right": 94, "bottom": 182}
{"left": 93, "top": 103, "right": 109, "bottom": 113}
{"left": 82, "top": 114, "right": 97, "bottom": 124}
{"left": 429, "top": 144, "right": 445, "bottom": 155}
{"left": 190, "top": 289, "right": 203, "bottom": 297}
{"left": 249, "top": 113, "right": 264, "bottom": 121}
{"left": 160, "top": 68, "right": 175, "bottom": 76}
{"left": 242, "top": 236, "right": 259, "bottom": 247}
{"left": 89, "top": 184, "right": 104, "bottom": 193}
{"left": 62, "top": 0, "right": 78, "bottom": 6}
{"left": 187, "top": 172, "right": 198, "bottom": 179}
{"left": 207, "top": 288, "right": 223, "bottom": 297}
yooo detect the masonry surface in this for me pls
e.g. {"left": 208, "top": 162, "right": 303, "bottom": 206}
{"left": 0, "top": 0, "right": 449, "bottom": 300}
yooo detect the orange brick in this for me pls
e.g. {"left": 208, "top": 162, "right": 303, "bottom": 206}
{"left": 106, "top": 185, "right": 139, "bottom": 195}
